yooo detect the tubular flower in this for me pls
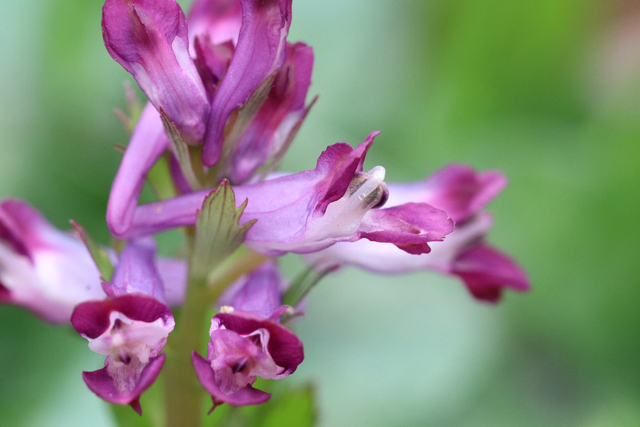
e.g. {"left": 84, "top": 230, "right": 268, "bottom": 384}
{"left": 305, "top": 165, "right": 530, "bottom": 302}
{"left": 110, "top": 133, "right": 455, "bottom": 256}
{"left": 225, "top": 41, "right": 315, "bottom": 184}
{"left": 106, "top": 0, "right": 314, "bottom": 238}
{"left": 0, "top": 200, "right": 104, "bottom": 323}
{"left": 201, "top": 0, "right": 294, "bottom": 166}
{"left": 102, "top": 0, "right": 210, "bottom": 143}
{"left": 193, "top": 262, "right": 303, "bottom": 408}
{"left": 0, "top": 0, "right": 533, "bottom": 420}
{"left": 71, "top": 239, "right": 175, "bottom": 414}
{"left": 217, "top": 261, "right": 287, "bottom": 320}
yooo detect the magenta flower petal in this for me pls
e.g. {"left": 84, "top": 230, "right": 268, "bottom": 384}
{"left": 105, "top": 239, "right": 168, "bottom": 303}
{"left": 387, "top": 164, "right": 506, "bottom": 222}
{"left": 192, "top": 350, "right": 271, "bottom": 407}
{"left": 202, "top": 0, "right": 293, "bottom": 166}
{"left": 304, "top": 214, "right": 492, "bottom": 274}
{"left": 451, "top": 243, "right": 530, "bottom": 302}
{"left": 72, "top": 240, "right": 175, "bottom": 412}
{"left": 0, "top": 200, "right": 104, "bottom": 323}
{"left": 112, "top": 134, "right": 378, "bottom": 253}
{"left": 358, "top": 203, "right": 454, "bottom": 254}
{"left": 187, "top": 0, "right": 243, "bottom": 47}
{"left": 107, "top": 104, "right": 169, "bottom": 237}
{"left": 218, "top": 261, "right": 284, "bottom": 319}
{"left": 102, "top": 0, "right": 209, "bottom": 142}
{"left": 0, "top": 282, "right": 9, "bottom": 302}
{"left": 83, "top": 353, "right": 166, "bottom": 415}
{"left": 71, "top": 293, "right": 173, "bottom": 340}
{"left": 72, "top": 293, "right": 174, "bottom": 412}
{"left": 214, "top": 311, "right": 303, "bottom": 376}
{"left": 107, "top": 133, "right": 454, "bottom": 255}
{"left": 305, "top": 164, "right": 530, "bottom": 302}
{"left": 228, "top": 42, "right": 314, "bottom": 183}
{"left": 192, "top": 310, "right": 303, "bottom": 407}
{"left": 156, "top": 258, "right": 188, "bottom": 307}
{"left": 187, "top": 0, "right": 242, "bottom": 97}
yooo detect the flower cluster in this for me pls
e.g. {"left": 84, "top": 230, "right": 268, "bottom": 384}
{"left": 0, "top": 0, "right": 529, "bottom": 421}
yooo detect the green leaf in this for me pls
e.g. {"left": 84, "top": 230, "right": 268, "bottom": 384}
{"left": 70, "top": 221, "right": 114, "bottom": 282}
{"left": 254, "top": 384, "right": 317, "bottom": 427}
{"left": 209, "top": 383, "right": 317, "bottom": 427}
{"left": 189, "top": 180, "right": 256, "bottom": 287}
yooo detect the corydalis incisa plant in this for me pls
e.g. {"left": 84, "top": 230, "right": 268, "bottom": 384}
{"left": 0, "top": 0, "right": 530, "bottom": 425}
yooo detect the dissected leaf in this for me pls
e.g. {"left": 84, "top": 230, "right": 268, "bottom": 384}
{"left": 189, "top": 180, "right": 256, "bottom": 287}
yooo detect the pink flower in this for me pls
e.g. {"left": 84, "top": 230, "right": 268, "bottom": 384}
{"left": 0, "top": 200, "right": 104, "bottom": 323}
{"left": 305, "top": 165, "right": 530, "bottom": 302}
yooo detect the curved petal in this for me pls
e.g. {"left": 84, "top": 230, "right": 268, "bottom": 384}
{"left": 83, "top": 353, "right": 166, "bottom": 415}
{"left": 71, "top": 294, "right": 173, "bottom": 339}
{"left": 102, "top": 0, "right": 209, "bottom": 141}
{"left": 218, "top": 261, "right": 283, "bottom": 318}
{"left": 112, "top": 135, "right": 378, "bottom": 256}
{"left": 358, "top": 203, "right": 455, "bottom": 254}
{"left": 228, "top": 42, "right": 314, "bottom": 183}
{"left": 107, "top": 239, "right": 167, "bottom": 303}
{"left": 0, "top": 200, "right": 104, "bottom": 323}
{"left": 451, "top": 243, "right": 530, "bottom": 302}
{"left": 192, "top": 351, "right": 271, "bottom": 407}
{"left": 305, "top": 213, "right": 529, "bottom": 302}
{"left": 386, "top": 164, "right": 506, "bottom": 222}
{"left": 107, "top": 104, "right": 169, "bottom": 237}
{"left": 202, "top": 0, "right": 293, "bottom": 166}
{"left": 187, "top": 0, "right": 243, "bottom": 49}
{"left": 214, "top": 311, "right": 303, "bottom": 376}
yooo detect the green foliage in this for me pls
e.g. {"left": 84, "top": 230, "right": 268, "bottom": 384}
{"left": 207, "top": 383, "right": 317, "bottom": 427}
{"left": 190, "top": 180, "right": 256, "bottom": 286}
{"left": 255, "top": 385, "right": 316, "bottom": 427}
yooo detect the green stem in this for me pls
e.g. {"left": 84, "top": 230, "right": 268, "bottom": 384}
{"left": 162, "top": 248, "right": 269, "bottom": 427}
{"left": 163, "top": 277, "right": 210, "bottom": 427}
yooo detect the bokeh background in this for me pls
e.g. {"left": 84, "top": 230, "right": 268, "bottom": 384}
{"left": 1, "top": 0, "right": 640, "bottom": 425}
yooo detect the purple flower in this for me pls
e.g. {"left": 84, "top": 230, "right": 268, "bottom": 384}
{"left": 106, "top": 0, "right": 313, "bottom": 236}
{"left": 110, "top": 133, "right": 455, "bottom": 256}
{"left": 217, "top": 261, "right": 285, "bottom": 320}
{"left": 306, "top": 165, "right": 530, "bottom": 302}
{"left": 107, "top": 104, "right": 169, "bottom": 238}
{"left": 102, "top": 0, "right": 210, "bottom": 143}
{"left": 71, "top": 239, "right": 175, "bottom": 414}
{"left": 225, "top": 41, "right": 315, "bottom": 184}
{"left": 192, "top": 260, "right": 302, "bottom": 408}
{"left": 0, "top": 200, "right": 104, "bottom": 323}
{"left": 201, "top": 0, "right": 294, "bottom": 166}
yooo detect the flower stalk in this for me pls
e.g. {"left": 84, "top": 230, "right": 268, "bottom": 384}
{"left": 163, "top": 181, "right": 265, "bottom": 426}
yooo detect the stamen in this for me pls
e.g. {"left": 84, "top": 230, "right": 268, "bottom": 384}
{"left": 219, "top": 305, "right": 234, "bottom": 313}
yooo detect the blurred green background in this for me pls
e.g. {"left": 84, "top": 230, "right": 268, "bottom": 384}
{"left": 1, "top": 0, "right": 640, "bottom": 425}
